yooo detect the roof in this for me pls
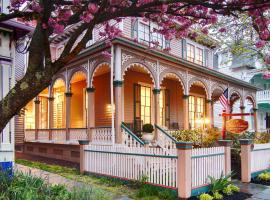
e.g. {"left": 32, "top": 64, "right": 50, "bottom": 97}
{"left": 70, "top": 36, "right": 260, "bottom": 91}
{"left": 0, "top": 19, "right": 34, "bottom": 39}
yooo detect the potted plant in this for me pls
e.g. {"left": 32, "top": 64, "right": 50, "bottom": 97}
{"left": 141, "top": 124, "right": 154, "bottom": 143}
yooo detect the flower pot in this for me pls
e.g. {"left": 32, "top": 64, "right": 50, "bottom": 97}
{"left": 142, "top": 133, "right": 154, "bottom": 143}
{"left": 78, "top": 140, "right": 90, "bottom": 145}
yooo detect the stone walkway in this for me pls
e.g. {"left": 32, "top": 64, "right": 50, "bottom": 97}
{"left": 16, "top": 164, "right": 131, "bottom": 200}
{"left": 235, "top": 181, "right": 270, "bottom": 200}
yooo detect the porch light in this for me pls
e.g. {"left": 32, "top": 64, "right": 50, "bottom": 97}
{"left": 107, "top": 104, "right": 115, "bottom": 112}
{"left": 204, "top": 118, "right": 210, "bottom": 124}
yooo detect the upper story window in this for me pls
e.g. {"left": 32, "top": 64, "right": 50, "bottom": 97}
{"left": 133, "top": 19, "right": 170, "bottom": 50}
{"left": 196, "top": 47, "right": 203, "bottom": 65}
{"left": 187, "top": 44, "right": 195, "bottom": 62}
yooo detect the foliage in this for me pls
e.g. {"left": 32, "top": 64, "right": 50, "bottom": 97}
{"left": 16, "top": 159, "right": 176, "bottom": 199}
{"left": 199, "top": 193, "right": 214, "bottom": 200}
{"left": 142, "top": 124, "right": 154, "bottom": 133}
{"left": 227, "top": 184, "right": 240, "bottom": 193}
{"left": 258, "top": 172, "right": 270, "bottom": 181}
{"left": 253, "top": 132, "right": 270, "bottom": 144}
{"left": 0, "top": 171, "right": 108, "bottom": 200}
{"left": 171, "top": 128, "right": 220, "bottom": 148}
{"left": 208, "top": 173, "right": 233, "bottom": 194}
{"left": 213, "top": 191, "right": 223, "bottom": 200}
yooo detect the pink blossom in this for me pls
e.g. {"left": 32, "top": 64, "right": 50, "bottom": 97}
{"left": 255, "top": 40, "right": 266, "bottom": 48}
{"left": 266, "top": 55, "right": 270, "bottom": 65}
{"left": 53, "top": 24, "right": 65, "bottom": 34}
{"left": 88, "top": 3, "right": 98, "bottom": 14}
{"left": 263, "top": 72, "right": 270, "bottom": 79}
{"left": 219, "top": 28, "right": 226, "bottom": 33}
{"left": 101, "top": 51, "right": 112, "bottom": 59}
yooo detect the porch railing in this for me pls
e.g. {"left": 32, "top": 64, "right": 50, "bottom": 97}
{"left": 155, "top": 124, "right": 177, "bottom": 149}
{"left": 24, "top": 129, "right": 36, "bottom": 141}
{"left": 51, "top": 129, "right": 66, "bottom": 142}
{"left": 92, "top": 127, "right": 112, "bottom": 144}
{"left": 121, "top": 122, "right": 145, "bottom": 147}
{"left": 69, "top": 128, "right": 88, "bottom": 142}
{"left": 38, "top": 129, "right": 50, "bottom": 141}
{"left": 257, "top": 90, "right": 270, "bottom": 102}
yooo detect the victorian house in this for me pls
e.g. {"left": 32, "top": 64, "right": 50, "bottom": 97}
{"left": 20, "top": 18, "right": 258, "bottom": 163}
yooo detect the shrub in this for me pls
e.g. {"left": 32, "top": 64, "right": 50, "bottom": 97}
{"left": 254, "top": 132, "right": 270, "bottom": 144}
{"left": 172, "top": 128, "right": 220, "bottom": 148}
{"left": 222, "top": 186, "right": 233, "bottom": 196}
{"left": 142, "top": 124, "right": 154, "bottom": 133}
{"left": 258, "top": 172, "right": 270, "bottom": 181}
{"left": 199, "top": 193, "right": 213, "bottom": 200}
{"left": 213, "top": 191, "right": 223, "bottom": 200}
{"left": 208, "top": 172, "right": 232, "bottom": 194}
{"left": 227, "top": 184, "right": 240, "bottom": 193}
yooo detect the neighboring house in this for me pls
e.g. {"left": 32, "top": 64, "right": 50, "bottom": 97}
{"left": 216, "top": 51, "right": 268, "bottom": 132}
{"left": 20, "top": 18, "right": 258, "bottom": 163}
{"left": 0, "top": 1, "right": 33, "bottom": 171}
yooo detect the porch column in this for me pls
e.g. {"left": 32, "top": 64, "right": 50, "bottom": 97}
{"left": 183, "top": 95, "right": 189, "bottom": 129}
{"left": 240, "top": 139, "right": 253, "bottom": 183}
{"left": 65, "top": 92, "right": 73, "bottom": 141}
{"left": 253, "top": 108, "right": 258, "bottom": 132}
{"left": 34, "top": 98, "right": 40, "bottom": 140}
{"left": 206, "top": 99, "right": 212, "bottom": 129}
{"left": 114, "top": 81, "right": 123, "bottom": 144}
{"left": 86, "top": 87, "right": 95, "bottom": 142}
{"left": 48, "top": 97, "right": 54, "bottom": 140}
{"left": 153, "top": 89, "right": 160, "bottom": 140}
{"left": 240, "top": 106, "right": 245, "bottom": 120}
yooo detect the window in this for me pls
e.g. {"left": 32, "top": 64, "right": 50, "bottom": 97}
{"left": 189, "top": 96, "right": 205, "bottom": 129}
{"left": 39, "top": 96, "right": 48, "bottom": 129}
{"left": 134, "top": 19, "right": 170, "bottom": 49}
{"left": 138, "top": 22, "right": 150, "bottom": 45}
{"left": 140, "top": 86, "right": 151, "bottom": 124}
{"left": 187, "top": 44, "right": 195, "bottom": 62}
{"left": 196, "top": 47, "right": 203, "bottom": 65}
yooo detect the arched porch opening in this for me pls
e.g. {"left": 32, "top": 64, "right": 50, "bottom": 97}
{"left": 244, "top": 97, "right": 256, "bottom": 131}
{"left": 160, "top": 73, "right": 185, "bottom": 130}
{"left": 92, "top": 63, "right": 111, "bottom": 127}
{"left": 24, "top": 99, "right": 35, "bottom": 129}
{"left": 189, "top": 81, "right": 208, "bottom": 129}
{"left": 230, "top": 92, "right": 242, "bottom": 119}
{"left": 70, "top": 71, "right": 87, "bottom": 128}
{"left": 52, "top": 78, "right": 66, "bottom": 128}
{"left": 212, "top": 88, "right": 224, "bottom": 129}
{"left": 123, "top": 63, "right": 155, "bottom": 133}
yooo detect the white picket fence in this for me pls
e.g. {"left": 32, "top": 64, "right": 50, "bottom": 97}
{"left": 251, "top": 143, "right": 270, "bottom": 174}
{"left": 83, "top": 144, "right": 227, "bottom": 190}
{"left": 191, "top": 147, "right": 225, "bottom": 189}
{"left": 84, "top": 144, "right": 178, "bottom": 188}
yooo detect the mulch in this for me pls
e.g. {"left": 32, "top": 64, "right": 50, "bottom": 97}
{"left": 15, "top": 152, "right": 79, "bottom": 169}
{"left": 251, "top": 178, "right": 270, "bottom": 186}
{"left": 188, "top": 192, "right": 252, "bottom": 200}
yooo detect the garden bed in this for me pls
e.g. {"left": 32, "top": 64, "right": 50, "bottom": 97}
{"left": 251, "top": 178, "right": 270, "bottom": 186}
{"left": 189, "top": 192, "right": 252, "bottom": 200}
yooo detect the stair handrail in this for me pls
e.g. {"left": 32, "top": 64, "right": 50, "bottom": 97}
{"left": 121, "top": 122, "right": 145, "bottom": 146}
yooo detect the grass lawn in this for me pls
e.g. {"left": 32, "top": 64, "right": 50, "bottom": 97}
{"left": 16, "top": 159, "right": 176, "bottom": 200}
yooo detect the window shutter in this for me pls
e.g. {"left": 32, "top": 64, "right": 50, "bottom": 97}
{"left": 182, "top": 39, "right": 187, "bottom": 59}
{"left": 131, "top": 19, "right": 138, "bottom": 39}
{"left": 134, "top": 84, "right": 141, "bottom": 133}
{"left": 204, "top": 49, "right": 209, "bottom": 67}
{"left": 165, "top": 39, "right": 171, "bottom": 49}
{"left": 213, "top": 53, "right": 219, "bottom": 69}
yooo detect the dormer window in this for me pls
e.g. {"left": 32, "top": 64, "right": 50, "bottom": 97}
{"left": 187, "top": 43, "right": 195, "bottom": 62}
{"left": 132, "top": 18, "right": 170, "bottom": 50}
{"left": 196, "top": 47, "right": 203, "bottom": 65}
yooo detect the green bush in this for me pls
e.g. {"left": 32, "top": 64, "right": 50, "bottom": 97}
{"left": 208, "top": 173, "right": 232, "bottom": 194}
{"left": 0, "top": 171, "right": 109, "bottom": 200}
{"left": 142, "top": 124, "right": 154, "bottom": 133}
{"left": 171, "top": 128, "right": 220, "bottom": 148}
{"left": 199, "top": 193, "right": 213, "bottom": 200}
{"left": 213, "top": 191, "right": 223, "bottom": 200}
{"left": 227, "top": 184, "right": 240, "bottom": 193}
{"left": 258, "top": 172, "right": 270, "bottom": 181}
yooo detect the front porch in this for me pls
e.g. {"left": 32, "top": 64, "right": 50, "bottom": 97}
{"left": 21, "top": 43, "right": 258, "bottom": 163}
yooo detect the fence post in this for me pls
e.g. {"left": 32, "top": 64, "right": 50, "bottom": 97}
{"left": 218, "top": 140, "right": 232, "bottom": 176}
{"left": 239, "top": 139, "right": 253, "bottom": 183}
{"left": 176, "top": 142, "right": 193, "bottom": 199}
{"left": 78, "top": 140, "right": 89, "bottom": 174}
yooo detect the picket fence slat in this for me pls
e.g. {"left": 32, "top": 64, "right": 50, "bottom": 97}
{"left": 251, "top": 143, "right": 270, "bottom": 173}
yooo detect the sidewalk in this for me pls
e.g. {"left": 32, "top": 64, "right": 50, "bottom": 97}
{"left": 16, "top": 164, "right": 131, "bottom": 200}
{"left": 235, "top": 181, "right": 270, "bottom": 200}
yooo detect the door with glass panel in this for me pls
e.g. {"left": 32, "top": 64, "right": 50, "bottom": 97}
{"left": 134, "top": 84, "right": 151, "bottom": 132}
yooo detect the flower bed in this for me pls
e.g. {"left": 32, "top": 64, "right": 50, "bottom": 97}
{"left": 251, "top": 172, "right": 270, "bottom": 186}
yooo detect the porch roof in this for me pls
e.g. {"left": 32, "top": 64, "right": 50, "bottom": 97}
{"left": 70, "top": 37, "right": 259, "bottom": 91}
